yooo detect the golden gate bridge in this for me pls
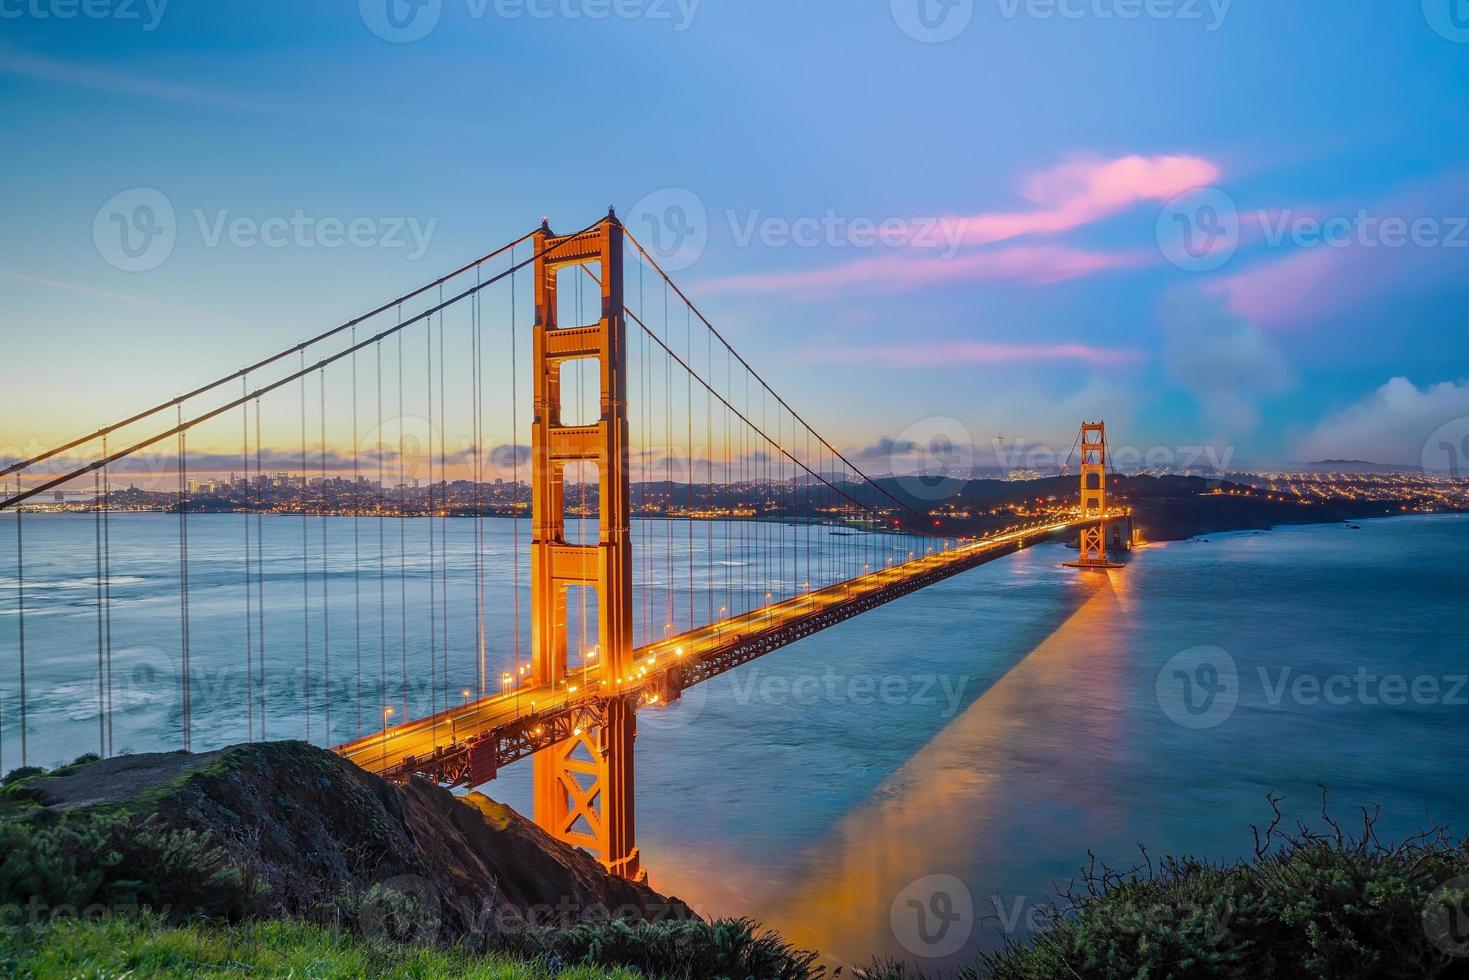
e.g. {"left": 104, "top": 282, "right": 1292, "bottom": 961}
{"left": 0, "top": 211, "right": 1130, "bottom": 882}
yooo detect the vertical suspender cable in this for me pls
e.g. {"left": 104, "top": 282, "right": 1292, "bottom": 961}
{"left": 16, "top": 505, "right": 26, "bottom": 767}
{"left": 102, "top": 438, "right": 113, "bottom": 756}
{"left": 439, "top": 291, "right": 449, "bottom": 711}
{"left": 320, "top": 368, "right": 330, "bottom": 742}
{"left": 397, "top": 328, "right": 408, "bottom": 721}
{"left": 300, "top": 354, "right": 311, "bottom": 742}
{"left": 426, "top": 310, "right": 438, "bottom": 728}
{"left": 178, "top": 406, "right": 192, "bottom": 752}
{"left": 94, "top": 462, "right": 106, "bottom": 756}
{"left": 377, "top": 341, "right": 388, "bottom": 730}
{"left": 510, "top": 249, "right": 522, "bottom": 686}
{"left": 243, "top": 381, "right": 254, "bottom": 742}
{"left": 255, "top": 401, "right": 266, "bottom": 738}
{"left": 352, "top": 328, "right": 363, "bottom": 738}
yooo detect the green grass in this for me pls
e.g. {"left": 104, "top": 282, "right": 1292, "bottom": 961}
{"left": 0, "top": 916, "right": 643, "bottom": 979}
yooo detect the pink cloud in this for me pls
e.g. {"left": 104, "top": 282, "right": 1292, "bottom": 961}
{"left": 796, "top": 340, "right": 1143, "bottom": 368}
{"left": 700, "top": 244, "right": 1146, "bottom": 295}
{"left": 696, "top": 152, "right": 1219, "bottom": 296}
{"left": 952, "top": 153, "right": 1221, "bottom": 246}
{"left": 1207, "top": 172, "right": 1469, "bottom": 329}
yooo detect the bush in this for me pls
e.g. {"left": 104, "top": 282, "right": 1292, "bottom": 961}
{"left": 0, "top": 812, "right": 262, "bottom": 923}
{"left": 1, "top": 767, "right": 43, "bottom": 787}
{"left": 497, "top": 916, "right": 824, "bottom": 980}
{"left": 974, "top": 795, "right": 1469, "bottom": 979}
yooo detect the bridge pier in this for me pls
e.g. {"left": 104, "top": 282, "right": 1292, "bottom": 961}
{"left": 529, "top": 212, "right": 641, "bottom": 881}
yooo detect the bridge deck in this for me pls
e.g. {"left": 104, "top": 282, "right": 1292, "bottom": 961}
{"left": 333, "top": 516, "right": 1119, "bottom": 784}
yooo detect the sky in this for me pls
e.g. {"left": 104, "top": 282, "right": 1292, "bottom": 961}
{"left": 2, "top": 0, "right": 1469, "bottom": 474}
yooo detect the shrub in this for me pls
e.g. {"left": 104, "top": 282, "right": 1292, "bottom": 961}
{"left": 0, "top": 812, "right": 262, "bottom": 924}
{"left": 498, "top": 916, "right": 825, "bottom": 979}
{"left": 974, "top": 795, "right": 1469, "bottom": 979}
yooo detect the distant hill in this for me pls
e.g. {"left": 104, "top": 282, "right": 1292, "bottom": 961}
{"left": 1293, "top": 460, "right": 1424, "bottom": 474}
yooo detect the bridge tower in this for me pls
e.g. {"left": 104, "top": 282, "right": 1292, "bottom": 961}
{"left": 529, "top": 213, "right": 641, "bottom": 881}
{"left": 1070, "top": 421, "right": 1122, "bottom": 569}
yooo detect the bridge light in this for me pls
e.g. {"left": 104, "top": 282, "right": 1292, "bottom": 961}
{"left": 675, "top": 646, "right": 684, "bottom": 657}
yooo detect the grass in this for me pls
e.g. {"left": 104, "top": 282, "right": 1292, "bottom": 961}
{"left": 0, "top": 916, "right": 643, "bottom": 979}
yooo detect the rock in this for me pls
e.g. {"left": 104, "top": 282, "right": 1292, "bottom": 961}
{"left": 19, "top": 740, "right": 692, "bottom": 942}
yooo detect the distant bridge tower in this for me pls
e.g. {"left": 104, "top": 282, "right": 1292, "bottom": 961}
{"left": 1069, "top": 421, "right": 1123, "bottom": 569}
{"left": 530, "top": 212, "right": 641, "bottom": 881}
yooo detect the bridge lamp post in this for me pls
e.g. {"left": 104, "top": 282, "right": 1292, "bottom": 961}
{"left": 461, "top": 689, "right": 471, "bottom": 708}
{"left": 382, "top": 707, "right": 393, "bottom": 765}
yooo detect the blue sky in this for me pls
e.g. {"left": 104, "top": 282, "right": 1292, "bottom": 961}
{"left": 2, "top": 0, "right": 1468, "bottom": 470}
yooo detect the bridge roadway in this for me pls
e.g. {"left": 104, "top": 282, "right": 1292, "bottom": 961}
{"left": 333, "top": 514, "right": 1121, "bottom": 786}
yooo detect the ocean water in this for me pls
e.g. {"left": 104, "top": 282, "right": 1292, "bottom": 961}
{"left": 1, "top": 512, "right": 1465, "bottom": 970}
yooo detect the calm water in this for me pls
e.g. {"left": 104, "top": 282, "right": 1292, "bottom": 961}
{"left": 1, "top": 512, "right": 1466, "bottom": 970}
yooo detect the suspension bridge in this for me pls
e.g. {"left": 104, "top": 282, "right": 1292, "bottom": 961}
{"left": 0, "top": 211, "right": 1130, "bottom": 881}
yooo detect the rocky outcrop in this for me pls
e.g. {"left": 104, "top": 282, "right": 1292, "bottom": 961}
{"left": 21, "top": 741, "right": 691, "bottom": 941}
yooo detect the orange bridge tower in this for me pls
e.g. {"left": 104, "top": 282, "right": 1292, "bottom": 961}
{"left": 530, "top": 213, "right": 641, "bottom": 881}
{"left": 1069, "top": 421, "right": 1124, "bottom": 569}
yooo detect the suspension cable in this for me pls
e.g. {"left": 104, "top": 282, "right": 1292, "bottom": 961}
{"left": 0, "top": 232, "right": 537, "bottom": 480}
{"left": 0, "top": 221, "right": 603, "bottom": 513}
